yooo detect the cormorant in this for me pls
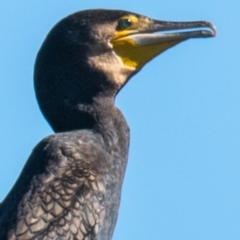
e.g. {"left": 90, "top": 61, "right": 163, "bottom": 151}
{"left": 0, "top": 9, "right": 216, "bottom": 240}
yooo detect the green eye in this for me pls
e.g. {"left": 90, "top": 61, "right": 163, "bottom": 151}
{"left": 121, "top": 18, "right": 131, "bottom": 28}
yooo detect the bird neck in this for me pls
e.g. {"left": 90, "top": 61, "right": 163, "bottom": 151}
{"left": 90, "top": 97, "right": 129, "bottom": 155}
{"left": 47, "top": 90, "right": 128, "bottom": 144}
{"left": 48, "top": 94, "right": 130, "bottom": 165}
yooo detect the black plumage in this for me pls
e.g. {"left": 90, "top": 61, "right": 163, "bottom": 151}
{"left": 0, "top": 9, "right": 215, "bottom": 240}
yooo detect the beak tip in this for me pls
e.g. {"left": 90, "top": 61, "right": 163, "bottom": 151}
{"left": 205, "top": 21, "right": 217, "bottom": 37}
{"left": 212, "top": 26, "right": 217, "bottom": 37}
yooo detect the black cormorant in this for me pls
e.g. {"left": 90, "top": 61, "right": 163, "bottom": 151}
{"left": 0, "top": 9, "right": 216, "bottom": 240}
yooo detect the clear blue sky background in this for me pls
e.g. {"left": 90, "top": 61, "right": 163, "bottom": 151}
{"left": 0, "top": 1, "right": 239, "bottom": 239}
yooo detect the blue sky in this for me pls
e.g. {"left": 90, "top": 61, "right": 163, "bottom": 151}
{"left": 1, "top": 1, "right": 239, "bottom": 239}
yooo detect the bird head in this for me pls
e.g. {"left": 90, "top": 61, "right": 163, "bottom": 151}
{"left": 34, "top": 9, "right": 216, "bottom": 132}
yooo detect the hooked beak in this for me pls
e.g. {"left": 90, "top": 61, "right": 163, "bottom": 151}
{"left": 111, "top": 19, "right": 216, "bottom": 69}
{"left": 131, "top": 20, "right": 216, "bottom": 45}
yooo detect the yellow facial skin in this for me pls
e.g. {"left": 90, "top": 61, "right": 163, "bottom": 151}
{"left": 111, "top": 36, "right": 180, "bottom": 69}
{"left": 110, "top": 15, "right": 181, "bottom": 69}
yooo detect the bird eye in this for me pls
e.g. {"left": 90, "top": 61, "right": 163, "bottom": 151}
{"left": 121, "top": 18, "right": 132, "bottom": 28}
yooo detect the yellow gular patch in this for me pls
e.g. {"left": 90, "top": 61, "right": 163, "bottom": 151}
{"left": 111, "top": 37, "right": 181, "bottom": 69}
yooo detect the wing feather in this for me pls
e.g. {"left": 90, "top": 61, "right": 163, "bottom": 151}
{"left": 0, "top": 132, "right": 107, "bottom": 240}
